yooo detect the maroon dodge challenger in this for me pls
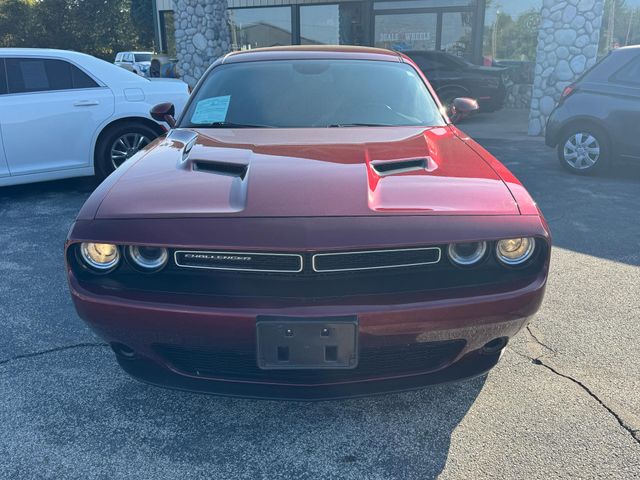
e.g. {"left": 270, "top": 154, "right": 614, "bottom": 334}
{"left": 66, "top": 46, "right": 551, "bottom": 400}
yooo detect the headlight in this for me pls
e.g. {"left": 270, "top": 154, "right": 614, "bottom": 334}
{"left": 128, "top": 245, "right": 169, "bottom": 272}
{"left": 447, "top": 241, "right": 488, "bottom": 266}
{"left": 496, "top": 238, "right": 536, "bottom": 266}
{"left": 80, "top": 243, "right": 120, "bottom": 271}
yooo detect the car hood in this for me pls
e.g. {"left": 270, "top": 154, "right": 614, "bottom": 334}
{"left": 94, "top": 126, "right": 520, "bottom": 219}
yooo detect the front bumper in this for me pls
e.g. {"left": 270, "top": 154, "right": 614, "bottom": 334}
{"left": 68, "top": 214, "right": 550, "bottom": 399}
{"left": 69, "top": 269, "right": 546, "bottom": 400}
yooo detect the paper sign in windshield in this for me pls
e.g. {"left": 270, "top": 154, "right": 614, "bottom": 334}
{"left": 191, "top": 96, "right": 231, "bottom": 124}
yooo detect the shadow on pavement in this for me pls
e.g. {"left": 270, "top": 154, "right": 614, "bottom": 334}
{"left": 1, "top": 346, "right": 486, "bottom": 479}
{"left": 0, "top": 176, "right": 98, "bottom": 202}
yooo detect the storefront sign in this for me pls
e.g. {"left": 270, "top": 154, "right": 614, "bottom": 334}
{"left": 379, "top": 32, "right": 433, "bottom": 42}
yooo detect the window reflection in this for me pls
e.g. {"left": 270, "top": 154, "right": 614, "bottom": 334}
{"left": 441, "top": 11, "right": 474, "bottom": 59}
{"left": 600, "top": 0, "right": 640, "bottom": 54}
{"left": 300, "top": 3, "right": 368, "bottom": 45}
{"left": 483, "top": 2, "right": 540, "bottom": 63}
{"left": 159, "top": 10, "right": 176, "bottom": 56}
{"left": 374, "top": 13, "right": 438, "bottom": 51}
{"left": 229, "top": 7, "right": 292, "bottom": 51}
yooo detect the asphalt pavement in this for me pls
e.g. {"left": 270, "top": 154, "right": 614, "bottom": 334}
{"left": 0, "top": 127, "right": 639, "bottom": 479}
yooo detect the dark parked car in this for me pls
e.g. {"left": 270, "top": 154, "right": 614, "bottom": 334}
{"left": 404, "top": 50, "right": 507, "bottom": 114}
{"left": 66, "top": 46, "right": 550, "bottom": 400}
{"left": 546, "top": 45, "right": 640, "bottom": 174}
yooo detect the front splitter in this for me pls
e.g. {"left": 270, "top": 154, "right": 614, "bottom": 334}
{"left": 116, "top": 350, "right": 501, "bottom": 401}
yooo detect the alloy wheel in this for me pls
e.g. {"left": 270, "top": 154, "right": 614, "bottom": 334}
{"left": 563, "top": 132, "right": 601, "bottom": 170}
{"left": 110, "top": 133, "right": 151, "bottom": 170}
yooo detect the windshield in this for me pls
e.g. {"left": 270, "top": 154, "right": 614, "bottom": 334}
{"left": 134, "top": 54, "right": 152, "bottom": 62}
{"left": 181, "top": 60, "right": 446, "bottom": 128}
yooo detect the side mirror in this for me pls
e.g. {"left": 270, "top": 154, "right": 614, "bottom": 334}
{"left": 151, "top": 102, "right": 176, "bottom": 129}
{"left": 450, "top": 97, "right": 479, "bottom": 122}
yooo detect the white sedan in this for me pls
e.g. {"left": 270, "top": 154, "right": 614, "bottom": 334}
{"left": 0, "top": 48, "right": 190, "bottom": 187}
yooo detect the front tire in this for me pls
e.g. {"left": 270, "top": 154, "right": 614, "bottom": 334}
{"left": 557, "top": 125, "right": 610, "bottom": 175}
{"left": 95, "top": 123, "right": 158, "bottom": 180}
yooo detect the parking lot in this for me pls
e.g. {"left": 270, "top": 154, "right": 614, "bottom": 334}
{"left": 0, "top": 132, "right": 639, "bottom": 479}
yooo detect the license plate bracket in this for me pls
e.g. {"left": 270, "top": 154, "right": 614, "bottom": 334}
{"left": 256, "top": 316, "right": 358, "bottom": 370}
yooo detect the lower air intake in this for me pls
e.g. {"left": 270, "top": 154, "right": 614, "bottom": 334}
{"left": 153, "top": 340, "right": 466, "bottom": 384}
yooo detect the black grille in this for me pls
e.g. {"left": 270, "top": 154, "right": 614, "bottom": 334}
{"left": 71, "top": 242, "right": 548, "bottom": 300}
{"left": 175, "top": 250, "right": 302, "bottom": 273}
{"left": 193, "top": 160, "right": 248, "bottom": 179}
{"left": 153, "top": 340, "right": 466, "bottom": 384}
{"left": 313, "top": 247, "right": 441, "bottom": 272}
{"left": 371, "top": 158, "right": 428, "bottom": 176}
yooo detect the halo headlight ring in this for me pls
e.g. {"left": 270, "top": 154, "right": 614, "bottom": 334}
{"left": 496, "top": 238, "right": 536, "bottom": 267}
{"left": 127, "top": 245, "right": 169, "bottom": 272}
{"left": 79, "top": 243, "right": 121, "bottom": 273}
{"left": 447, "top": 241, "right": 489, "bottom": 267}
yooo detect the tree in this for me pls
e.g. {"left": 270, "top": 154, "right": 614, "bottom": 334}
{"left": 0, "top": 0, "right": 34, "bottom": 47}
{"left": 0, "top": 0, "right": 154, "bottom": 61}
{"left": 130, "top": 0, "right": 155, "bottom": 48}
{"left": 600, "top": 0, "right": 640, "bottom": 53}
{"left": 484, "top": 8, "right": 541, "bottom": 61}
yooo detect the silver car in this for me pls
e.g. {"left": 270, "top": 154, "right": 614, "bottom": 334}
{"left": 114, "top": 51, "right": 153, "bottom": 77}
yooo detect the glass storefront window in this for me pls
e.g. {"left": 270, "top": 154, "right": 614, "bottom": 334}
{"left": 599, "top": 0, "right": 640, "bottom": 54}
{"left": 441, "top": 11, "right": 474, "bottom": 58}
{"left": 301, "top": 5, "right": 340, "bottom": 45}
{"left": 374, "top": 0, "right": 475, "bottom": 10}
{"left": 229, "top": 7, "right": 292, "bottom": 51}
{"left": 374, "top": 13, "right": 438, "bottom": 51}
{"left": 159, "top": 10, "right": 176, "bottom": 56}
{"left": 483, "top": 1, "right": 541, "bottom": 63}
{"left": 300, "top": 3, "right": 368, "bottom": 45}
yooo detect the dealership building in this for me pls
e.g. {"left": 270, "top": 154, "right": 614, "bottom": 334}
{"left": 153, "top": 0, "right": 638, "bottom": 134}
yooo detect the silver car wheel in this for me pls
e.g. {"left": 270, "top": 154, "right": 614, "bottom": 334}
{"left": 110, "top": 133, "right": 151, "bottom": 170}
{"left": 563, "top": 132, "right": 601, "bottom": 170}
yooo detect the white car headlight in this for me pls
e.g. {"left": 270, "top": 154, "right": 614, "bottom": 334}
{"left": 128, "top": 246, "right": 168, "bottom": 272}
{"left": 496, "top": 238, "right": 536, "bottom": 266}
{"left": 447, "top": 242, "right": 488, "bottom": 266}
{"left": 80, "top": 243, "right": 120, "bottom": 271}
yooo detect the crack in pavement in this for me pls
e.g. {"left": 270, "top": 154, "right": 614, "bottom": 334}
{"left": 526, "top": 325, "right": 556, "bottom": 355}
{"left": 0, "top": 342, "right": 108, "bottom": 368}
{"left": 532, "top": 358, "right": 640, "bottom": 446}
{"left": 507, "top": 346, "right": 640, "bottom": 447}
{"left": 3, "top": 339, "right": 639, "bottom": 448}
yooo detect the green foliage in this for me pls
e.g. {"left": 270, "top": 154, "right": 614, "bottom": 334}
{"left": 131, "top": 0, "right": 155, "bottom": 47}
{"left": 0, "top": 0, "right": 155, "bottom": 61}
{"left": 600, "top": 0, "right": 640, "bottom": 54}
{"left": 484, "top": 8, "right": 541, "bottom": 61}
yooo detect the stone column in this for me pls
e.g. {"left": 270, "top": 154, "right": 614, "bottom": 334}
{"left": 173, "top": 0, "right": 231, "bottom": 87}
{"left": 528, "top": 0, "right": 605, "bottom": 136}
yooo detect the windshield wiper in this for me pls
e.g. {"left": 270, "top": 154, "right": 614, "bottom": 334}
{"left": 327, "top": 123, "right": 394, "bottom": 128}
{"left": 204, "top": 121, "right": 273, "bottom": 128}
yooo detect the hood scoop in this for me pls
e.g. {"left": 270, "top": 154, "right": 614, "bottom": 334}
{"left": 166, "top": 129, "right": 199, "bottom": 162}
{"left": 371, "top": 157, "right": 437, "bottom": 177}
{"left": 192, "top": 160, "right": 248, "bottom": 179}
